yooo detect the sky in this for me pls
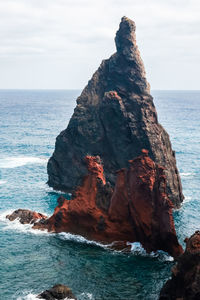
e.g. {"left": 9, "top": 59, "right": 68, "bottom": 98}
{"left": 0, "top": 0, "right": 199, "bottom": 90}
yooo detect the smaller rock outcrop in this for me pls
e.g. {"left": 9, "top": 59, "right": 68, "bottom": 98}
{"left": 159, "top": 231, "right": 200, "bottom": 300}
{"left": 37, "top": 284, "right": 77, "bottom": 300}
{"left": 7, "top": 151, "right": 183, "bottom": 258}
{"left": 6, "top": 209, "right": 47, "bottom": 224}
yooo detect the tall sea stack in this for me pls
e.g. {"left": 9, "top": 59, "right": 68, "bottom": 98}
{"left": 47, "top": 16, "right": 183, "bottom": 207}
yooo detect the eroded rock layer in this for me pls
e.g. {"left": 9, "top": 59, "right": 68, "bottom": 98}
{"left": 159, "top": 231, "right": 200, "bottom": 300}
{"left": 8, "top": 151, "right": 183, "bottom": 257}
{"left": 47, "top": 16, "right": 183, "bottom": 207}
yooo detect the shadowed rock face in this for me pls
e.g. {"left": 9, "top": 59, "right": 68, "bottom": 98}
{"left": 47, "top": 16, "right": 183, "bottom": 207}
{"left": 8, "top": 152, "right": 182, "bottom": 257}
{"left": 159, "top": 231, "right": 200, "bottom": 300}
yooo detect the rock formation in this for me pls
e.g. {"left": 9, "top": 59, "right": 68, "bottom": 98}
{"left": 6, "top": 209, "right": 47, "bottom": 224}
{"left": 159, "top": 231, "right": 200, "bottom": 299}
{"left": 47, "top": 16, "right": 183, "bottom": 207}
{"left": 37, "top": 284, "right": 77, "bottom": 300}
{"left": 7, "top": 151, "right": 183, "bottom": 257}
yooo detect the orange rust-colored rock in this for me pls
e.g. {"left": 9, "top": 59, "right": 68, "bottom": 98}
{"left": 7, "top": 152, "right": 183, "bottom": 257}
{"left": 36, "top": 151, "right": 182, "bottom": 257}
{"left": 109, "top": 150, "right": 183, "bottom": 257}
{"left": 40, "top": 155, "right": 133, "bottom": 243}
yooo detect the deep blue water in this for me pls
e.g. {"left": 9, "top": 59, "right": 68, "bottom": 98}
{"left": 0, "top": 90, "right": 199, "bottom": 300}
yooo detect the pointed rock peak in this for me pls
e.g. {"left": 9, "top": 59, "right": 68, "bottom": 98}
{"left": 115, "top": 16, "right": 140, "bottom": 61}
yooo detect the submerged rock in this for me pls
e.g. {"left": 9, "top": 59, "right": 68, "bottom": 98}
{"left": 14, "top": 151, "right": 182, "bottom": 257}
{"left": 159, "top": 231, "right": 200, "bottom": 300}
{"left": 37, "top": 284, "right": 77, "bottom": 300}
{"left": 6, "top": 209, "right": 47, "bottom": 224}
{"left": 47, "top": 16, "right": 183, "bottom": 207}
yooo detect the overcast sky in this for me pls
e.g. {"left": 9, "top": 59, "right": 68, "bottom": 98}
{"left": 0, "top": 0, "right": 199, "bottom": 90}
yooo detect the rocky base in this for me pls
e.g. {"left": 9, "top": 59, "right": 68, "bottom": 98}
{"left": 37, "top": 284, "right": 77, "bottom": 300}
{"left": 7, "top": 151, "right": 183, "bottom": 258}
{"left": 159, "top": 231, "right": 200, "bottom": 300}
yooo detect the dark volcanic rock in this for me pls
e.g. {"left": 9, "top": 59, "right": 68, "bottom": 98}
{"left": 159, "top": 231, "right": 200, "bottom": 300}
{"left": 36, "top": 151, "right": 182, "bottom": 257}
{"left": 6, "top": 209, "right": 47, "bottom": 224}
{"left": 47, "top": 16, "right": 183, "bottom": 207}
{"left": 37, "top": 284, "right": 77, "bottom": 300}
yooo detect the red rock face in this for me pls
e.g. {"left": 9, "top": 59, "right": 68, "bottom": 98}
{"left": 45, "top": 155, "right": 133, "bottom": 242}
{"left": 109, "top": 149, "right": 183, "bottom": 257}
{"left": 7, "top": 152, "right": 182, "bottom": 257}
{"left": 42, "top": 151, "right": 182, "bottom": 257}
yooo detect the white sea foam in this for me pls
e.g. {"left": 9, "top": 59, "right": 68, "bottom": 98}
{"left": 79, "top": 292, "right": 94, "bottom": 299}
{"left": 17, "top": 294, "right": 39, "bottom": 300}
{"left": 0, "top": 179, "right": 7, "bottom": 185}
{"left": 0, "top": 210, "right": 49, "bottom": 235}
{"left": 184, "top": 196, "right": 192, "bottom": 203}
{"left": 58, "top": 232, "right": 109, "bottom": 249}
{"left": 0, "top": 156, "right": 48, "bottom": 169}
{"left": 17, "top": 292, "right": 91, "bottom": 300}
{"left": 44, "top": 184, "right": 70, "bottom": 195}
{"left": 128, "top": 242, "right": 147, "bottom": 255}
{"left": 17, "top": 293, "right": 93, "bottom": 300}
{"left": 180, "top": 172, "right": 194, "bottom": 177}
{"left": 128, "top": 242, "right": 174, "bottom": 261}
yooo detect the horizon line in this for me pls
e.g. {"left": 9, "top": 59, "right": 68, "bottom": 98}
{"left": 0, "top": 88, "right": 200, "bottom": 91}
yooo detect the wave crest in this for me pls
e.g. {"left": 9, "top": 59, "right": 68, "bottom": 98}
{"left": 128, "top": 242, "right": 174, "bottom": 261}
{"left": 0, "top": 180, "right": 7, "bottom": 185}
{"left": 0, "top": 156, "right": 48, "bottom": 169}
{"left": 180, "top": 172, "right": 194, "bottom": 177}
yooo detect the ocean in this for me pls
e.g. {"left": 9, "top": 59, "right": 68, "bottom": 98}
{"left": 0, "top": 90, "right": 199, "bottom": 299}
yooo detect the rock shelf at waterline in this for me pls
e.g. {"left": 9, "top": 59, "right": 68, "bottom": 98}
{"left": 6, "top": 150, "right": 183, "bottom": 258}
{"left": 47, "top": 16, "right": 183, "bottom": 208}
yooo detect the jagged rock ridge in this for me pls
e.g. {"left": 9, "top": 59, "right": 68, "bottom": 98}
{"left": 47, "top": 16, "right": 183, "bottom": 207}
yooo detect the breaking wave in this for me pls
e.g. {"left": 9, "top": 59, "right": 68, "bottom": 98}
{"left": 0, "top": 156, "right": 48, "bottom": 169}
{"left": 0, "top": 210, "right": 173, "bottom": 261}
{"left": 0, "top": 210, "right": 48, "bottom": 235}
{"left": 0, "top": 180, "right": 7, "bottom": 185}
{"left": 58, "top": 232, "right": 110, "bottom": 249}
{"left": 180, "top": 172, "right": 194, "bottom": 177}
{"left": 128, "top": 242, "right": 174, "bottom": 261}
{"left": 17, "top": 292, "right": 94, "bottom": 300}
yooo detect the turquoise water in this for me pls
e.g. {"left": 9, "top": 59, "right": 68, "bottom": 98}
{"left": 0, "top": 90, "right": 199, "bottom": 299}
